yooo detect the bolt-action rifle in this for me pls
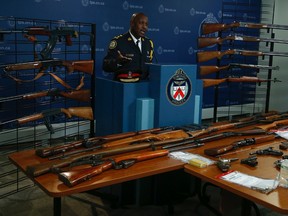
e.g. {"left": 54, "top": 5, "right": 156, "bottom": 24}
{"left": 198, "top": 35, "right": 288, "bottom": 48}
{"left": 201, "top": 21, "right": 288, "bottom": 35}
{"left": 199, "top": 63, "right": 279, "bottom": 76}
{"left": 0, "top": 26, "right": 78, "bottom": 59}
{"left": 204, "top": 134, "right": 276, "bottom": 156}
{"left": 197, "top": 49, "right": 288, "bottom": 63}
{"left": 26, "top": 135, "right": 203, "bottom": 177}
{"left": 202, "top": 76, "right": 280, "bottom": 88}
{"left": 0, "top": 106, "right": 93, "bottom": 134}
{"left": 0, "top": 88, "right": 91, "bottom": 103}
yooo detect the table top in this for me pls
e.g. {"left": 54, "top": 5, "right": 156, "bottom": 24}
{"left": 184, "top": 137, "right": 288, "bottom": 214}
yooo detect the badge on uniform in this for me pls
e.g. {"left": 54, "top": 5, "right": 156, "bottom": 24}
{"left": 109, "top": 40, "right": 117, "bottom": 49}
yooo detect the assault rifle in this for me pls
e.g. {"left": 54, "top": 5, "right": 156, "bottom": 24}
{"left": 204, "top": 134, "right": 276, "bottom": 156}
{"left": 199, "top": 63, "right": 279, "bottom": 76}
{"left": 1, "top": 59, "right": 94, "bottom": 75}
{"left": 198, "top": 35, "right": 288, "bottom": 48}
{"left": 0, "top": 26, "right": 78, "bottom": 59}
{"left": 197, "top": 49, "right": 288, "bottom": 63}
{"left": 202, "top": 76, "right": 280, "bottom": 88}
{"left": 201, "top": 21, "right": 288, "bottom": 35}
{"left": 0, "top": 106, "right": 93, "bottom": 134}
{"left": 0, "top": 88, "right": 91, "bottom": 103}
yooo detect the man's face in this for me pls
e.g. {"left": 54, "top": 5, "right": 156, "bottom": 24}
{"left": 131, "top": 14, "right": 148, "bottom": 38}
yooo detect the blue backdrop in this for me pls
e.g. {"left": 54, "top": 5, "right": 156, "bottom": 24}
{"left": 0, "top": 0, "right": 261, "bottom": 109}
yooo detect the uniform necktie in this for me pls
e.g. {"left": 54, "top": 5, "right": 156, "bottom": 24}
{"left": 136, "top": 39, "right": 141, "bottom": 52}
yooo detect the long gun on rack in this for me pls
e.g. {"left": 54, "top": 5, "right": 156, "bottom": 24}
{"left": 197, "top": 49, "right": 288, "bottom": 63}
{"left": 0, "top": 88, "right": 91, "bottom": 103}
{"left": 202, "top": 76, "right": 280, "bottom": 88}
{"left": 201, "top": 21, "right": 288, "bottom": 35}
{"left": 198, "top": 35, "right": 288, "bottom": 48}
{"left": 0, "top": 26, "right": 78, "bottom": 59}
{"left": 199, "top": 63, "right": 279, "bottom": 76}
{"left": 0, "top": 106, "right": 94, "bottom": 134}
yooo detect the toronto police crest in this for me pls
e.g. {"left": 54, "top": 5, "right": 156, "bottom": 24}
{"left": 166, "top": 68, "right": 192, "bottom": 106}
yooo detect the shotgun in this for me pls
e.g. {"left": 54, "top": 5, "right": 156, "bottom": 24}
{"left": 35, "top": 126, "right": 174, "bottom": 158}
{"left": 202, "top": 76, "right": 280, "bottom": 88}
{"left": 0, "top": 106, "right": 93, "bottom": 133}
{"left": 198, "top": 35, "right": 288, "bottom": 48}
{"left": 0, "top": 88, "right": 91, "bottom": 103}
{"left": 197, "top": 49, "right": 288, "bottom": 63}
{"left": 201, "top": 21, "right": 288, "bottom": 35}
{"left": 204, "top": 134, "right": 276, "bottom": 156}
{"left": 199, "top": 63, "right": 279, "bottom": 76}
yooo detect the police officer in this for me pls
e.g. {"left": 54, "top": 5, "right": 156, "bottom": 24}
{"left": 102, "top": 12, "right": 154, "bottom": 82}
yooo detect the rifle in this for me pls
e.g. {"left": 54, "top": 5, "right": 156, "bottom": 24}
{"left": 199, "top": 63, "right": 279, "bottom": 76}
{"left": 249, "top": 147, "right": 283, "bottom": 156}
{"left": 0, "top": 88, "right": 91, "bottom": 103}
{"left": 58, "top": 149, "right": 171, "bottom": 187}
{"left": 201, "top": 21, "right": 288, "bottom": 35}
{"left": 202, "top": 76, "right": 280, "bottom": 88}
{"left": 0, "top": 26, "right": 78, "bottom": 59}
{"left": 198, "top": 35, "right": 288, "bottom": 48}
{"left": 197, "top": 49, "right": 288, "bottom": 63}
{"left": 256, "top": 119, "right": 288, "bottom": 131}
{"left": 204, "top": 134, "right": 276, "bottom": 156}
{"left": 35, "top": 126, "right": 174, "bottom": 158}
{"left": 0, "top": 106, "right": 93, "bottom": 134}
{"left": 1, "top": 59, "right": 94, "bottom": 75}
{"left": 26, "top": 136, "right": 203, "bottom": 177}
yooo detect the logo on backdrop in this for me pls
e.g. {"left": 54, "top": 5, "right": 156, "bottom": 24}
{"left": 198, "top": 13, "right": 219, "bottom": 47}
{"left": 122, "top": 1, "right": 143, "bottom": 10}
{"left": 166, "top": 68, "right": 192, "bottom": 106}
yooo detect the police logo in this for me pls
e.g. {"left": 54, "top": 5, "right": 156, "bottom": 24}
{"left": 166, "top": 69, "right": 192, "bottom": 106}
{"left": 109, "top": 40, "right": 117, "bottom": 49}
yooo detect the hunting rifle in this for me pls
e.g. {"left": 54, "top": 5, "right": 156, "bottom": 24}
{"left": 0, "top": 88, "right": 91, "bottom": 103}
{"left": 201, "top": 21, "right": 288, "bottom": 35}
{"left": 26, "top": 134, "right": 204, "bottom": 177}
{"left": 35, "top": 126, "right": 174, "bottom": 158}
{"left": 202, "top": 76, "right": 280, "bottom": 88}
{"left": 0, "top": 106, "right": 93, "bottom": 134}
{"left": 0, "top": 26, "right": 78, "bottom": 59}
{"left": 204, "top": 134, "right": 276, "bottom": 156}
{"left": 198, "top": 35, "right": 288, "bottom": 48}
{"left": 197, "top": 49, "right": 288, "bottom": 63}
{"left": 199, "top": 63, "right": 279, "bottom": 76}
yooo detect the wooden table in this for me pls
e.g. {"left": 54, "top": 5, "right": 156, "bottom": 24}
{"left": 184, "top": 137, "right": 288, "bottom": 215}
{"left": 8, "top": 148, "right": 185, "bottom": 216}
{"left": 8, "top": 127, "right": 288, "bottom": 216}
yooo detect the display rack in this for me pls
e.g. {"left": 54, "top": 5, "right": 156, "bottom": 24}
{"left": 0, "top": 17, "right": 95, "bottom": 198}
{"left": 199, "top": 0, "right": 279, "bottom": 122}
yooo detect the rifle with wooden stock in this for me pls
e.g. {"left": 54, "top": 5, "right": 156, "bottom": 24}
{"left": 0, "top": 88, "right": 91, "bottom": 103}
{"left": 204, "top": 134, "right": 276, "bottom": 156}
{"left": 201, "top": 21, "right": 288, "bottom": 35}
{"left": 35, "top": 126, "right": 174, "bottom": 158}
{"left": 199, "top": 63, "right": 279, "bottom": 76}
{"left": 202, "top": 76, "right": 280, "bottom": 88}
{"left": 0, "top": 106, "right": 93, "bottom": 133}
{"left": 198, "top": 35, "right": 288, "bottom": 48}
{"left": 197, "top": 49, "right": 288, "bottom": 63}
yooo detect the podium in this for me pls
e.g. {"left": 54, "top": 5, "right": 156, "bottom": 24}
{"left": 95, "top": 64, "right": 202, "bottom": 136}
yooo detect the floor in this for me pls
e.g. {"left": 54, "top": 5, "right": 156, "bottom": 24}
{"left": 0, "top": 179, "right": 287, "bottom": 216}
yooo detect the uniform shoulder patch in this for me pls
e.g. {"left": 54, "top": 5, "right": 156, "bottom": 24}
{"left": 109, "top": 40, "right": 117, "bottom": 49}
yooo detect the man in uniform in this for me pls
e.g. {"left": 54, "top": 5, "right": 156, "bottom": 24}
{"left": 102, "top": 12, "right": 154, "bottom": 82}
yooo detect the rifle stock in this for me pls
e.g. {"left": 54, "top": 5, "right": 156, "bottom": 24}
{"left": 58, "top": 150, "right": 169, "bottom": 187}
{"left": 256, "top": 119, "right": 288, "bottom": 131}
{"left": 197, "top": 50, "right": 235, "bottom": 62}
{"left": 202, "top": 78, "right": 227, "bottom": 88}
{"left": 204, "top": 135, "right": 275, "bottom": 156}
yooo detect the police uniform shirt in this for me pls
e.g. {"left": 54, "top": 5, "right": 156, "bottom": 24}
{"left": 102, "top": 32, "right": 154, "bottom": 80}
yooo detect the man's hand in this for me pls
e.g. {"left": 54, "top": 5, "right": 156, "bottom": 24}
{"left": 117, "top": 50, "right": 132, "bottom": 64}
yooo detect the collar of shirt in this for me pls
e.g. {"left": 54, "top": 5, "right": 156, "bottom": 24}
{"left": 129, "top": 31, "right": 142, "bottom": 48}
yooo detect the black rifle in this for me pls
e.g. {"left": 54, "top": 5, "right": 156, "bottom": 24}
{"left": 249, "top": 147, "right": 283, "bottom": 156}
{"left": 0, "top": 26, "right": 78, "bottom": 59}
